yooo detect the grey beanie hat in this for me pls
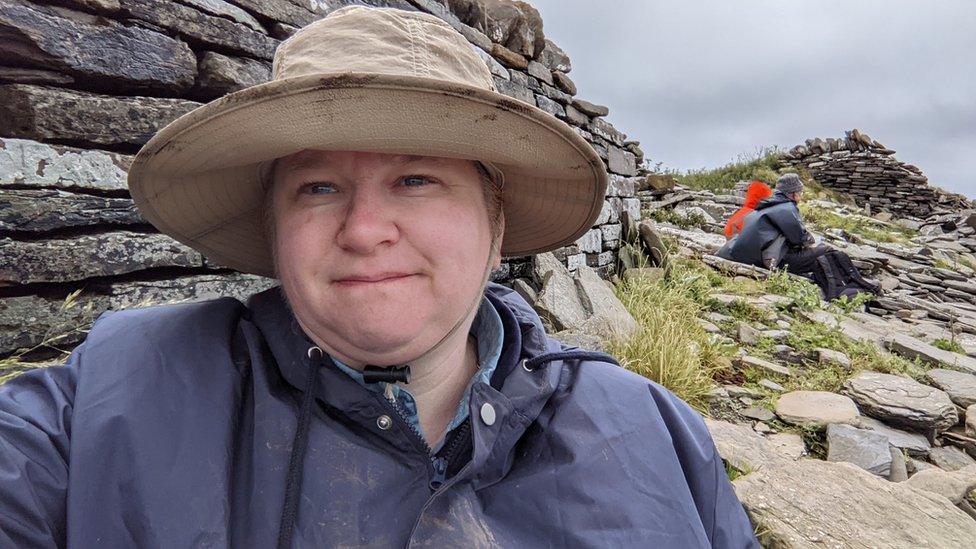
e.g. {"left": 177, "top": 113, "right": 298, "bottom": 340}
{"left": 776, "top": 173, "right": 804, "bottom": 195}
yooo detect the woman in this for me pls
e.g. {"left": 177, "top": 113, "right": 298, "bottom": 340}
{"left": 724, "top": 180, "right": 773, "bottom": 239}
{"left": 0, "top": 7, "right": 757, "bottom": 547}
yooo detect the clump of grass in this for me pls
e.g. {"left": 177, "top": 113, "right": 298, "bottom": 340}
{"left": 932, "top": 338, "right": 965, "bottom": 354}
{"left": 800, "top": 203, "right": 917, "bottom": 244}
{"left": 723, "top": 459, "right": 752, "bottom": 482}
{"left": 644, "top": 207, "right": 709, "bottom": 229}
{"left": 676, "top": 148, "right": 783, "bottom": 193}
{"left": 768, "top": 318, "right": 926, "bottom": 394}
{"left": 609, "top": 261, "right": 735, "bottom": 411}
{"left": 763, "top": 270, "right": 822, "bottom": 311}
{"left": 0, "top": 290, "right": 96, "bottom": 385}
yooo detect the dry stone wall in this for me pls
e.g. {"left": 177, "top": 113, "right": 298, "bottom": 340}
{"left": 0, "top": 0, "right": 645, "bottom": 359}
{"left": 779, "top": 128, "right": 971, "bottom": 218}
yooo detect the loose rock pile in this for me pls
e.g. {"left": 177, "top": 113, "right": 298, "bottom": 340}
{"left": 0, "top": 0, "right": 643, "bottom": 360}
{"left": 779, "top": 128, "right": 971, "bottom": 218}
{"left": 641, "top": 179, "right": 976, "bottom": 546}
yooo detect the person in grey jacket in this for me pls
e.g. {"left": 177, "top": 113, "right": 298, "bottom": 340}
{"left": 725, "top": 173, "right": 831, "bottom": 273}
{"left": 0, "top": 6, "right": 759, "bottom": 548}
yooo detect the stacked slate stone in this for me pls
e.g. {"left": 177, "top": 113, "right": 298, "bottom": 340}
{"left": 779, "top": 128, "right": 971, "bottom": 218}
{"left": 0, "top": 0, "right": 645, "bottom": 361}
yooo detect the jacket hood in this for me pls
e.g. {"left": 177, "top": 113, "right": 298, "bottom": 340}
{"left": 755, "top": 191, "right": 796, "bottom": 210}
{"left": 743, "top": 181, "right": 773, "bottom": 209}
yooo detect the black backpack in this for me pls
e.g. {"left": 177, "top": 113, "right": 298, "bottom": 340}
{"left": 811, "top": 250, "right": 881, "bottom": 301}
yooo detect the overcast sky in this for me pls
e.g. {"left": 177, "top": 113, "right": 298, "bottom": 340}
{"left": 529, "top": 0, "right": 976, "bottom": 197}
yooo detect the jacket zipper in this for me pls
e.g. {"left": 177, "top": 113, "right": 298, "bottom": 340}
{"left": 376, "top": 383, "right": 473, "bottom": 492}
{"left": 375, "top": 383, "right": 455, "bottom": 492}
{"left": 429, "top": 420, "right": 471, "bottom": 491}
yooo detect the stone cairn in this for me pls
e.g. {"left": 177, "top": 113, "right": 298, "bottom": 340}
{"left": 0, "top": 0, "right": 646, "bottom": 362}
{"left": 779, "top": 128, "right": 971, "bottom": 218}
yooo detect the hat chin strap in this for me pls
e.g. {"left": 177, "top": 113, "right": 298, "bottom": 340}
{"left": 364, "top": 244, "right": 498, "bottom": 384}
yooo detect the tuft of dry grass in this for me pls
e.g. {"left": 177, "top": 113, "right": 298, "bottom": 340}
{"left": 608, "top": 262, "right": 734, "bottom": 411}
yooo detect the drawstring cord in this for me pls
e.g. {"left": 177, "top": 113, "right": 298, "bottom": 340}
{"left": 277, "top": 346, "right": 323, "bottom": 549}
{"left": 522, "top": 350, "right": 619, "bottom": 372}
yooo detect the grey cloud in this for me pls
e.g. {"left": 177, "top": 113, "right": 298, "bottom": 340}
{"left": 530, "top": 0, "right": 976, "bottom": 195}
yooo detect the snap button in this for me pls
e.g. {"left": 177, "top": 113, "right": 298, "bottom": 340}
{"left": 377, "top": 415, "right": 392, "bottom": 430}
{"left": 480, "top": 403, "right": 496, "bottom": 426}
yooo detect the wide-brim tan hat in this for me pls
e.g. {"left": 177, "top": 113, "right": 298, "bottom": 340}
{"left": 128, "top": 6, "right": 607, "bottom": 278}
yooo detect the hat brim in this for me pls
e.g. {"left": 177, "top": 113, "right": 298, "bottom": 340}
{"left": 128, "top": 73, "right": 608, "bottom": 277}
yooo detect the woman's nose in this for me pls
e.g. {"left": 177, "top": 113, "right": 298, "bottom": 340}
{"left": 334, "top": 190, "right": 399, "bottom": 254}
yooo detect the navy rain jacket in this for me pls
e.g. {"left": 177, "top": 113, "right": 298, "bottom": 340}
{"left": 0, "top": 283, "right": 758, "bottom": 547}
{"left": 727, "top": 192, "right": 812, "bottom": 268}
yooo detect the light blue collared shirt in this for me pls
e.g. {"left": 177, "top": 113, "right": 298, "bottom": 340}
{"left": 332, "top": 296, "right": 504, "bottom": 452}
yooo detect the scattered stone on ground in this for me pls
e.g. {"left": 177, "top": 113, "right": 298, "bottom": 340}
{"left": 925, "top": 368, "right": 976, "bottom": 408}
{"left": 929, "top": 446, "right": 976, "bottom": 472}
{"left": 704, "top": 419, "right": 797, "bottom": 473}
{"left": 738, "top": 355, "right": 792, "bottom": 378}
{"left": 733, "top": 459, "right": 976, "bottom": 547}
{"left": 740, "top": 407, "right": 776, "bottom": 423}
{"left": 775, "top": 391, "right": 860, "bottom": 430}
{"left": 888, "top": 446, "right": 909, "bottom": 482}
{"left": 826, "top": 423, "right": 893, "bottom": 476}
{"left": 855, "top": 416, "right": 932, "bottom": 456}
{"left": 904, "top": 464, "right": 976, "bottom": 504}
{"left": 816, "top": 348, "right": 851, "bottom": 369}
{"left": 842, "top": 371, "right": 959, "bottom": 433}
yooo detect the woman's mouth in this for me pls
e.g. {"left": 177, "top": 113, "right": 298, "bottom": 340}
{"left": 333, "top": 273, "right": 417, "bottom": 287}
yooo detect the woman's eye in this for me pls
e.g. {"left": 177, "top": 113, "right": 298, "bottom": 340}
{"left": 401, "top": 175, "right": 433, "bottom": 188}
{"left": 302, "top": 183, "right": 336, "bottom": 195}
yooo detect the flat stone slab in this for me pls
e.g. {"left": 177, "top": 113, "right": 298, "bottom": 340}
{"left": 0, "top": 84, "right": 200, "bottom": 147}
{"left": 1, "top": 273, "right": 274, "bottom": 355}
{"left": 733, "top": 459, "right": 976, "bottom": 548}
{"left": 775, "top": 391, "right": 860, "bottom": 430}
{"left": 704, "top": 418, "right": 797, "bottom": 473}
{"left": 740, "top": 407, "right": 776, "bottom": 423}
{"left": 532, "top": 252, "right": 587, "bottom": 332}
{"left": 574, "top": 264, "right": 639, "bottom": 339}
{"left": 842, "top": 371, "right": 958, "bottom": 433}
{"left": 816, "top": 348, "right": 851, "bottom": 368}
{"left": 925, "top": 368, "right": 976, "bottom": 408}
{"left": 885, "top": 332, "right": 976, "bottom": 375}
{"left": 0, "top": 231, "right": 203, "bottom": 284}
{"left": 1, "top": 1, "right": 196, "bottom": 94}
{"left": 739, "top": 355, "right": 792, "bottom": 377}
{"left": 855, "top": 416, "right": 931, "bottom": 455}
{"left": 0, "top": 189, "right": 142, "bottom": 232}
{"left": 766, "top": 433, "right": 806, "bottom": 460}
{"left": 905, "top": 464, "right": 976, "bottom": 504}
{"left": 929, "top": 446, "right": 976, "bottom": 472}
{"left": 826, "top": 423, "right": 892, "bottom": 476}
{"left": 0, "top": 138, "right": 131, "bottom": 192}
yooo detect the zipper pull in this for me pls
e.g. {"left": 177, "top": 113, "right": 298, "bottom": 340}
{"left": 383, "top": 382, "right": 396, "bottom": 405}
{"left": 429, "top": 457, "right": 448, "bottom": 491}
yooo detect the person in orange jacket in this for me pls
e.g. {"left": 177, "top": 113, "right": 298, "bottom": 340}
{"left": 724, "top": 180, "right": 773, "bottom": 239}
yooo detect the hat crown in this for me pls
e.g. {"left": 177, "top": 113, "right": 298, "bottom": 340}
{"left": 273, "top": 6, "right": 495, "bottom": 92}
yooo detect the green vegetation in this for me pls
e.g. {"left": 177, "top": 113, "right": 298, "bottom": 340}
{"left": 675, "top": 149, "right": 783, "bottom": 193}
{"left": 932, "top": 338, "right": 965, "bottom": 354}
{"left": 609, "top": 260, "right": 735, "bottom": 411}
{"left": 645, "top": 207, "right": 709, "bottom": 229}
{"left": 610, "top": 249, "right": 924, "bottom": 412}
{"left": 800, "top": 203, "right": 917, "bottom": 244}
{"left": 723, "top": 459, "right": 751, "bottom": 482}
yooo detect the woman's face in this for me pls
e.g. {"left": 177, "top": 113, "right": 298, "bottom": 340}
{"left": 270, "top": 150, "right": 502, "bottom": 367}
